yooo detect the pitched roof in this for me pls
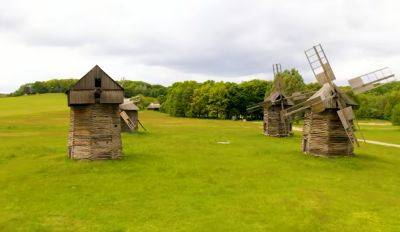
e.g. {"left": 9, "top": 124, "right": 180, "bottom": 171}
{"left": 71, "top": 65, "right": 124, "bottom": 90}
{"left": 308, "top": 83, "right": 357, "bottom": 108}
{"left": 119, "top": 99, "right": 139, "bottom": 111}
{"left": 265, "top": 90, "right": 294, "bottom": 106}
{"left": 147, "top": 103, "right": 160, "bottom": 109}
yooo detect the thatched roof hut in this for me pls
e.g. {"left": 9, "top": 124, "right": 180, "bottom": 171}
{"left": 67, "top": 65, "right": 124, "bottom": 160}
{"left": 263, "top": 90, "right": 294, "bottom": 137}
{"left": 302, "top": 83, "right": 358, "bottom": 156}
{"left": 119, "top": 99, "right": 139, "bottom": 132}
{"left": 147, "top": 102, "right": 160, "bottom": 111}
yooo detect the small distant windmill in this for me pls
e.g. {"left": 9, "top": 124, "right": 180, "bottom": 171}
{"left": 247, "top": 64, "right": 302, "bottom": 137}
{"left": 281, "top": 44, "right": 395, "bottom": 156}
{"left": 262, "top": 64, "right": 295, "bottom": 137}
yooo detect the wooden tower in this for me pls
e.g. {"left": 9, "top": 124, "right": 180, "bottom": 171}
{"left": 67, "top": 65, "right": 124, "bottom": 160}
{"left": 119, "top": 99, "right": 139, "bottom": 132}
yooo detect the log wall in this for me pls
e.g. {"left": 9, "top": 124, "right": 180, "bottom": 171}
{"left": 68, "top": 104, "right": 122, "bottom": 160}
{"left": 263, "top": 105, "right": 292, "bottom": 137}
{"left": 302, "top": 110, "right": 353, "bottom": 156}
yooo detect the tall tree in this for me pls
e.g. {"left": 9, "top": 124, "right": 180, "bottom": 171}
{"left": 272, "top": 69, "right": 306, "bottom": 96}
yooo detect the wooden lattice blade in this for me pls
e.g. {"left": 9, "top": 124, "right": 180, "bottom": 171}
{"left": 120, "top": 111, "right": 135, "bottom": 131}
{"left": 348, "top": 67, "right": 395, "bottom": 94}
{"left": 336, "top": 107, "right": 358, "bottom": 146}
{"left": 305, "top": 44, "right": 336, "bottom": 84}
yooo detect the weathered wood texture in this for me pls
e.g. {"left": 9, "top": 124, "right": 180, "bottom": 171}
{"left": 263, "top": 105, "right": 292, "bottom": 137}
{"left": 68, "top": 65, "right": 124, "bottom": 105}
{"left": 307, "top": 83, "right": 357, "bottom": 109}
{"left": 73, "top": 65, "right": 122, "bottom": 90}
{"left": 68, "top": 90, "right": 95, "bottom": 105}
{"left": 302, "top": 110, "right": 353, "bottom": 156}
{"left": 121, "top": 110, "right": 138, "bottom": 132}
{"left": 68, "top": 104, "right": 122, "bottom": 160}
{"left": 100, "top": 90, "right": 124, "bottom": 104}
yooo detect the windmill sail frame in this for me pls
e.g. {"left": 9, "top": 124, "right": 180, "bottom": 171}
{"left": 348, "top": 67, "right": 395, "bottom": 94}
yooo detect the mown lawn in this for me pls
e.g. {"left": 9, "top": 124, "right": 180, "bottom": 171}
{"left": 0, "top": 94, "right": 400, "bottom": 231}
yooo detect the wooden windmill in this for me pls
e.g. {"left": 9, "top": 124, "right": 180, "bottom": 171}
{"left": 67, "top": 65, "right": 124, "bottom": 160}
{"left": 261, "top": 64, "right": 295, "bottom": 137}
{"left": 281, "top": 44, "right": 395, "bottom": 156}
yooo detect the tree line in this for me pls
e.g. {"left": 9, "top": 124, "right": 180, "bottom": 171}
{"left": 160, "top": 69, "right": 400, "bottom": 125}
{"left": 10, "top": 79, "right": 168, "bottom": 99}
{"left": 7, "top": 70, "right": 400, "bottom": 125}
{"left": 160, "top": 69, "right": 319, "bottom": 119}
{"left": 355, "top": 81, "right": 400, "bottom": 125}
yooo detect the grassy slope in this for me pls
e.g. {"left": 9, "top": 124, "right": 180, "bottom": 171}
{"left": 0, "top": 94, "right": 400, "bottom": 231}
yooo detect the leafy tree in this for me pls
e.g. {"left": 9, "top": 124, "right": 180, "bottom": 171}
{"left": 391, "top": 104, "right": 400, "bottom": 125}
{"left": 11, "top": 79, "right": 77, "bottom": 96}
{"left": 118, "top": 80, "right": 167, "bottom": 98}
{"left": 272, "top": 69, "right": 305, "bottom": 96}
{"left": 226, "top": 82, "right": 245, "bottom": 119}
{"left": 131, "top": 94, "right": 158, "bottom": 110}
{"left": 207, "top": 82, "right": 229, "bottom": 118}
{"left": 161, "top": 81, "right": 199, "bottom": 117}
{"left": 304, "top": 82, "right": 322, "bottom": 92}
{"left": 240, "top": 79, "right": 271, "bottom": 120}
{"left": 190, "top": 81, "right": 213, "bottom": 118}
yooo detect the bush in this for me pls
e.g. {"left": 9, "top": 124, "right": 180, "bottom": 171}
{"left": 391, "top": 104, "right": 400, "bottom": 125}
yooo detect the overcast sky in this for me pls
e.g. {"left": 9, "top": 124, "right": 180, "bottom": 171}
{"left": 0, "top": 0, "right": 398, "bottom": 93}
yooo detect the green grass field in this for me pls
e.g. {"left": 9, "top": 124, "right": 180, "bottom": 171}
{"left": 1, "top": 94, "right": 400, "bottom": 231}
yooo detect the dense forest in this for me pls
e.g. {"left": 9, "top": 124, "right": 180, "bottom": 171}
{"left": 160, "top": 69, "right": 319, "bottom": 120}
{"left": 6, "top": 70, "right": 400, "bottom": 124}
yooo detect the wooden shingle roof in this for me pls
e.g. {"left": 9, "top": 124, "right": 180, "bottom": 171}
{"left": 265, "top": 91, "right": 294, "bottom": 106}
{"left": 307, "top": 83, "right": 357, "bottom": 109}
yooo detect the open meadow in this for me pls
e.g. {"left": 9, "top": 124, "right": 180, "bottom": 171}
{"left": 1, "top": 94, "right": 400, "bottom": 231}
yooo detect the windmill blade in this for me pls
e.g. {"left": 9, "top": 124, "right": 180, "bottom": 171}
{"left": 353, "top": 119, "right": 366, "bottom": 143}
{"left": 348, "top": 67, "right": 396, "bottom": 94}
{"left": 281, "top": 96, "right": 324, "bottom": 118}
{"left": 337, "top": 107, "right": 355, "bottom": 130}
{"left": 246, "top": 101, "right": 267, "bottom": 112}
{"left": 287, "top": 91, "right": 317, "bottom": 101}
{"left": 336, "top": 104, "right": 359, "bottom": 146}
{"left": 272, "top": 63, "right": 284, "bottom": 92}
{"left": 272, "top": 63, "right": 282, "bottom": 76}
{"left": 305, "top": 44, "right": 336, "bottom": 85}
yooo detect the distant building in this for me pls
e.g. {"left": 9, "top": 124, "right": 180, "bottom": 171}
{"left": 263, "top": 90, "right": 294, "bottom": 137}
{"left": 66, "top": 65, "right": 124, "bottom": 160}
{"left": 119, "top": 99, "right": 139, "bottom": 132}
{"left": 147, "top": 102, "right": 160, "bottom": 111}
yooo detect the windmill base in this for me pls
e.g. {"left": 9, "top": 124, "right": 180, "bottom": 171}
{"left": 263, "top": 105, "right": 292, "bottom": 138}
{"left": 302, "top": 110, "right": 354, "bottom": 156}
{"left": 68, "top": 104, "right": 122, "bottom": 160}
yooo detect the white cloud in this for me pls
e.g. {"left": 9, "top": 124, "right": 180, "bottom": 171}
{"left": 0, "top": 0, "right": 399, "bottom": 92}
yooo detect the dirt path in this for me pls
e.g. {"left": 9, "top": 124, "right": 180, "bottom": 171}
{"left": 358, "top": 140, "right": 400, "bottom": 148}
{"left": 292, "top": 126, "right": 400, "bottom": 148}
{"left": 292, "top": 126, "right": 302, "bottom": 132}
{"left": 358, "top": 122, "right": 391, "bottom": 126}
